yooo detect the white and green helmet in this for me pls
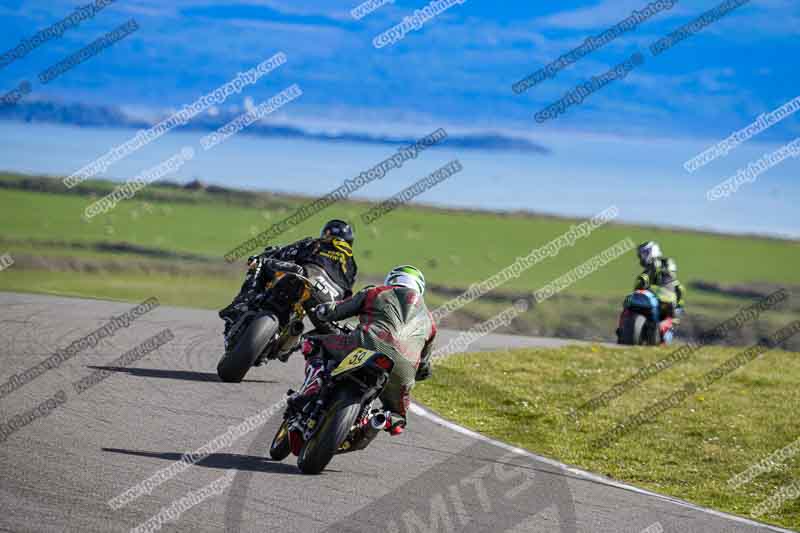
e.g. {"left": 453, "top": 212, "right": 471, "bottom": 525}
{"left": 384, "top": 265, "right": 426, "bottom": 294}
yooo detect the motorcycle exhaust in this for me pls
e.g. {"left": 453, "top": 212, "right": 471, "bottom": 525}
{"left": 341, "top": 411, "right": 391, "bottom": 454}
{"left": 289, "top": 320, "right": 305, "bottom": 336}
{"left": 369, "top": 411, "right": 390, "bottom": 431}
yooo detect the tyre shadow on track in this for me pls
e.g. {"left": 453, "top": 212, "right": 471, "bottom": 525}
{"left": 101, "top": 448, "right": 302, "bottom": 475}
{"left": 87, "top": 366, "right": 276, "bottom": 384}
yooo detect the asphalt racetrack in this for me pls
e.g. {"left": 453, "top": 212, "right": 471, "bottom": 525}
{"left": 0, "top": 293, "right": 792, "bottom": 532}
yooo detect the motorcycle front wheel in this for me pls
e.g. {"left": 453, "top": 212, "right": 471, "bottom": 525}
{"left": 269, "top": 420, "right": 292, "bottom": 461}
{"left": 621, "top": 313, "right": 647, "bottom": 345}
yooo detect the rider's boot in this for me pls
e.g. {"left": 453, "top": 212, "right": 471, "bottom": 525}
{"left": 288, "top": 339, "right": 324, "bottom": 407}
{"left": 659, "top": 318, "right": 675, "bottom": 345}
{"left": 387, "top": 413, "right": 406, "bottom": 436}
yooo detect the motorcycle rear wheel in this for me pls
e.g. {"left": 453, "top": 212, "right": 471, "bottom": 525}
{"left": 297, "top": 388, "right": 361, "bottom": 475}
{"left": 217, "top": 313, "right": 279, "bottom": 383}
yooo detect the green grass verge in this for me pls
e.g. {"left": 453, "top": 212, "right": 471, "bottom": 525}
{"left": 0, "top": 267, "right": 236, "bottom": 309}
{"left": 1, "top": 175, "right": 799, "bottom": 296}
{"left": 414, "top": 344, "right": 800, "bottom": 530}
{"left": 2, "top": 172, "right": 798, "bottom": 346}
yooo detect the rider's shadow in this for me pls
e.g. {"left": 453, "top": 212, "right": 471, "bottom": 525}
{"left": 101, "top": 448, "right": 301, "bottom": 475}
{"left": 88, "top": 366, "right": 276, "bottom": 384}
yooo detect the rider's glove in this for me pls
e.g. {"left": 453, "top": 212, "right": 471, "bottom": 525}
{"left": 313, "top": 302, "right": 336, "bottom": 321}
{"left": 415, "top": 360, "right": 432, "bottom": 381}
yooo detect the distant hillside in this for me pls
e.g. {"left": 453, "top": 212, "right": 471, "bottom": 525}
{"left": 0, "top": 99, "right": 550, "bottom": 154}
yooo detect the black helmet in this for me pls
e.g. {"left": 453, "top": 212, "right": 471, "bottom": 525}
{"left": 321, "top": 219, "right": 354, "bottom": 244}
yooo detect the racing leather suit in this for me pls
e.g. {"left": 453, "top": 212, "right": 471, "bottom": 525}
{"left": 635, "top": 257, "right": 685, "bottom": 314}
{"left": 310, "top": 285, "right": 436, "bottom": 423}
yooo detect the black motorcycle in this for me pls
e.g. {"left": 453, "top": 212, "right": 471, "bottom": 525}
{"left": 217, "top": 257, "right": 339, "bottom": 383}
{"left": 269, "top": 326, "right": 397, "bottom": 475}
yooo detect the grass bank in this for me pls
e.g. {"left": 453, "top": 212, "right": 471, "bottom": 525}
{"left": 414, "top": 343, "right": 800, "bottom": 530}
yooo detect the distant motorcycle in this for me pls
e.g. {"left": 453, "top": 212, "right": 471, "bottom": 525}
{"left": 617, "top": 288, "right": 676, "bottom": 346}
{"left": 269, "top": 324, "right": 397, "bottom": 475}
{"left": 217, "top": 258, "right": 339, "bottom": 383}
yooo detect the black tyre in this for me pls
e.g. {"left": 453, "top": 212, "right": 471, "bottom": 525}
{"left": 217, "top": 313, "right": 279, "bottom": 383}
{"left": 645, "top": 322, "right": 661, "bottom": 346}
{"left": 269, "top": 420, "right": 291, "bottom": 461}
{"left": 621, "top": 313, "right": 647, "bottom": 345}
{"left": 297, "top": 388, "right": 361, "bottom": 475}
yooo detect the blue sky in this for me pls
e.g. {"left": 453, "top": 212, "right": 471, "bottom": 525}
{"left": 0, "top": 0, "right": 798, "bottom": 237}
{"left": 1, "top": 0, "right": 798, "bottom": 139}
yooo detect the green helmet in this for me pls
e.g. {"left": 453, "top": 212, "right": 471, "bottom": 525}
{"left": 384, "top": 265, "right": 426, "bottom": 294}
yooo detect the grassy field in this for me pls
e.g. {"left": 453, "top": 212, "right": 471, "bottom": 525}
{"left": 414, "top": 343, "right": 800, "bottom": 530}
{"left": 1, "top": 171, "right": 798, "bottom": 346}
{"left": 2, "top": 173, "right": 799, "bottom": 293}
